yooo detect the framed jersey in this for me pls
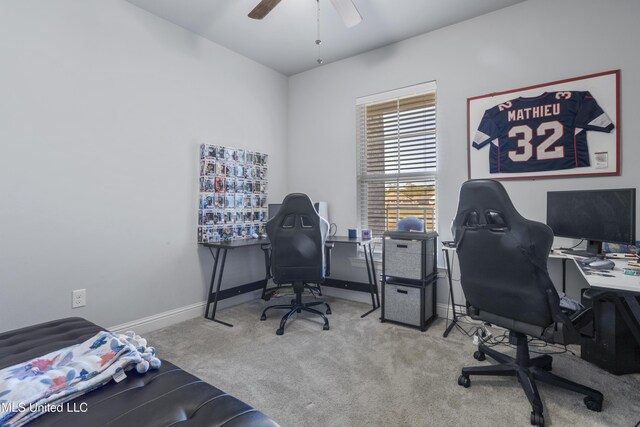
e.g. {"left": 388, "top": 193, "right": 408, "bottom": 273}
{"left": 467, "top": 70, "right": 620, "bottom": 180}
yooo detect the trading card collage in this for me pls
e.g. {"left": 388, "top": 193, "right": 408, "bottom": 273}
{"left": 197, "top": 144, "right": 269, "bottom": 243}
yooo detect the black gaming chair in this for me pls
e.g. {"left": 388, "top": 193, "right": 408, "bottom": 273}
{"left": 452, "top": 180, "right": 602, "bottom": 427}
{"left": 260, "top": 193, "right": 332, "bottom": 335}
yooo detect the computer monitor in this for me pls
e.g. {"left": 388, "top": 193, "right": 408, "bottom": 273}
{"left": 268, "top": 203, "right": 281, "bottom": 220}
{"left": 546, "top": 188, "right": 636, "bottom": 256}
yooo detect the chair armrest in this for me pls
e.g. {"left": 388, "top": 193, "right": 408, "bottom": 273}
{"left": 325, "top": 242, "right": 334, "bottom": 277}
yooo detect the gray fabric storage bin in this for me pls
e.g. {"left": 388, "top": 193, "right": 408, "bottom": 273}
{"left": 384, "top": 282, "right": 434, "bottom": 327}
{"left": 385, "top": 239, "right": 423, "bottom": 280}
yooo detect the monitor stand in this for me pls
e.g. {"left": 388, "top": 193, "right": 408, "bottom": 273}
{"left": 561, "top": 240, "right": 603, "bottom": 257}
{"left": 561, "top": 249, "right": 600, "bottom": 257}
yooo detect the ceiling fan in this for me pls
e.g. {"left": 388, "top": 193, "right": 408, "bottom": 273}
{"left": 248, "top": 0, "right": 362, "bottom": 28}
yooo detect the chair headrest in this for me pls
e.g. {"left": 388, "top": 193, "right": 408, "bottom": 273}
{"left": 454, "top": 179, "right": 523, "bottom": 230}
{"left": 274, "top": 193, "right": 316, "bottom": 221}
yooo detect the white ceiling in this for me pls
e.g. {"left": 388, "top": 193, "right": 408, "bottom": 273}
{"left": 127, "top": 0, "right": 525, "bottom": 76}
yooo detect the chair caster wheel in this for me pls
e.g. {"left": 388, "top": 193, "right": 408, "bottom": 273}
{"left": 584, "top": 396, "right": 602, "bottom": 412}
{"left": 276, "top": 328, "right": 284, "bottom": 336}
{"left": 323, "top": 324, "right": 330, "bottom": 331}
{"left": 457, "top": 374, "right": 470, "bottom": 388}
{"left": 473, "top": 351, "right": 486, "bottom": 361}
{"left": 326, "top": 309, "right": 332, "bottom": 315}
{"left": 260, "top": 315, "right": 267, "bottom": 321}
{"left": 530, "top": 411, "right": 544, "bottom": 426}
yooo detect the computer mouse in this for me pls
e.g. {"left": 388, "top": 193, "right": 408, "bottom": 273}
{"left": 588, "top": 259, "right": 615, "bottom": 270}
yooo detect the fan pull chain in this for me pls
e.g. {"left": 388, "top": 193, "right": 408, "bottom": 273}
{"left": 316, "top": 0, "right": 323, "bottom": 64}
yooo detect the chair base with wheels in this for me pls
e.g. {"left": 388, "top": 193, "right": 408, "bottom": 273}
{"left": 260, "top": 282, "right": 331, "bottom": 335}
{"left": 457, "top": 331, "right": 603, "bottom": 427}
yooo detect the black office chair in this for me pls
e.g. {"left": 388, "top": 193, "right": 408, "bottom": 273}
{"left": 260, "top": 193, "right": 332, "bottom": 335}
{"left": 452, "top": 179, "right": 603, "bottom": 427}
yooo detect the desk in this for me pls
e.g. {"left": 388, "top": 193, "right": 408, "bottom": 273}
{"left": 322, "top": 236, "right": 381, "bottom": 318}
{"left": 570, "top": 256, "right": 640, "bottom": 348}
{"left": 202, "top": 239, "right": 271, "bottom": 327}
{"left": 201, "top": 236, "right": 380, "bottom": 327}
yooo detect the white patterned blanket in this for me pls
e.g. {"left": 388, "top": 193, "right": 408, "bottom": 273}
{"left": 0, "top": 331, "right": 160, "bottom": 427}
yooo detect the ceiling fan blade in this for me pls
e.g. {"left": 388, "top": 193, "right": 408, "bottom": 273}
{"left": 329, "top": 0, "right": 362, "bottom": 28}
{"left": 248, "top": 0, "right": 282, "bottom": 20}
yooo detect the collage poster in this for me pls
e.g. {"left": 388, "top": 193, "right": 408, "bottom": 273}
{"left": 197, "top": 144, "right": 269, "bottom": 243}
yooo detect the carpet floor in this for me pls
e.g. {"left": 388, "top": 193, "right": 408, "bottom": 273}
{"left": 146, "top": 297, "right": 640, "bottom": 427}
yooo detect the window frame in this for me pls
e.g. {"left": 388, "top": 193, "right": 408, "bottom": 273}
{"left": 356, "top": 82, "right": 438, "bottom": 238}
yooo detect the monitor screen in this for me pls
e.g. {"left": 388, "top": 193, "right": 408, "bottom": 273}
{"left": 546, "top": 188, "right": 636, "bottom": 245}
{"left": 268, "top": 203, "right": 282, "bottom": 220}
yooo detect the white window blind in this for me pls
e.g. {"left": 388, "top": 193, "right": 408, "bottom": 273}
{"left": 356, "top": 84, "right": 437, "bottom": 237}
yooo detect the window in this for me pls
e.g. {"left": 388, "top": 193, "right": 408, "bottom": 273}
{"left": 356, "top": 82, "right": 437, "bottom": 237}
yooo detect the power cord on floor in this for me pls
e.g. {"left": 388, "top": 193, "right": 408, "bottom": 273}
{"left": 460, "top": 323, "right": 576, "bottom": 356}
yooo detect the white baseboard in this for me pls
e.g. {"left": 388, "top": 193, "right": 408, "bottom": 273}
{"left": 436, "top": 302, "right": 451, "bottom": 319}
{"left": 108, "top": 291, "right": 261, "bottom": 335}
{"left": 109, "top": 301, "right": 206, "bottom": 335}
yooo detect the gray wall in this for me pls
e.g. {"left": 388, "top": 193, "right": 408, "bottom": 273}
{"left": 287, "top": 0, "right": 640, "bottom": 304}
{"left": 0, "top": 0, "right": 288, "bottom": 332}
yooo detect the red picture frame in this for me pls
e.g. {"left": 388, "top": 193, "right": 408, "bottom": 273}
{"left": 467, "top": 70, "right": 620, "bottom": 180}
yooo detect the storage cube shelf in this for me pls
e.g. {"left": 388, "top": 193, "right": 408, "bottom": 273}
{"left": 381, "top": 231, "right": 438, "bottom": 331}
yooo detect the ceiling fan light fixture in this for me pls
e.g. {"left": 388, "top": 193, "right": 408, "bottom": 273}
{"left": 329, "top": 0, "right": 362, "bottom": 28}
{"left": 247, "top": 0, "right": 362, "bottom": 67}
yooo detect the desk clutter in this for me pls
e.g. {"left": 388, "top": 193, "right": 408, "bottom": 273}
{"left": 198, "top": 144, "right": 269, "bottom": 243}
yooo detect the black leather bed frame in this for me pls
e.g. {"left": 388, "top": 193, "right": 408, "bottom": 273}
{"left": 0, "top": 317, "right": 279, "bottom": 427}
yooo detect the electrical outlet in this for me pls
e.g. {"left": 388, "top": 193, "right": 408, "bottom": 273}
{"left": 72, "top": 289, "right": 86, "bottom": 308}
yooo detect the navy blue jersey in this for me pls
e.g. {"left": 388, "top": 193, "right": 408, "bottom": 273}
{"left": 473, "top": 91, "right": 614, "bottom": 173}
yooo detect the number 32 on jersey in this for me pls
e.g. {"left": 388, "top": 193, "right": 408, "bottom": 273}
{"left": 508, "top": 120, "right": 564, "bottom": 162}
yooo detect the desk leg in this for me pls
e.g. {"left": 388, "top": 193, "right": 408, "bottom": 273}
{"left": 206, "top": 247, "right": 233, "bottom": 327}
{"left": 360, "top": 244, "right": 381, "bottom": 318}
{"left": 205, "top": 247, "right": 220, "bottom": 319}
{"left": 260, "top": 245, "right": 271, "bottom": 300}
{"left": 369, "top": 244, "right": 381, "bottom": 308}
{"left": 620, "top": 294, "right": 640, "bottom": 347}
{"left": 562, "top": 258, "right": 567, "bottom": 294}
{"left": 443, "top": 249, "right": 459, "bottom": 338}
